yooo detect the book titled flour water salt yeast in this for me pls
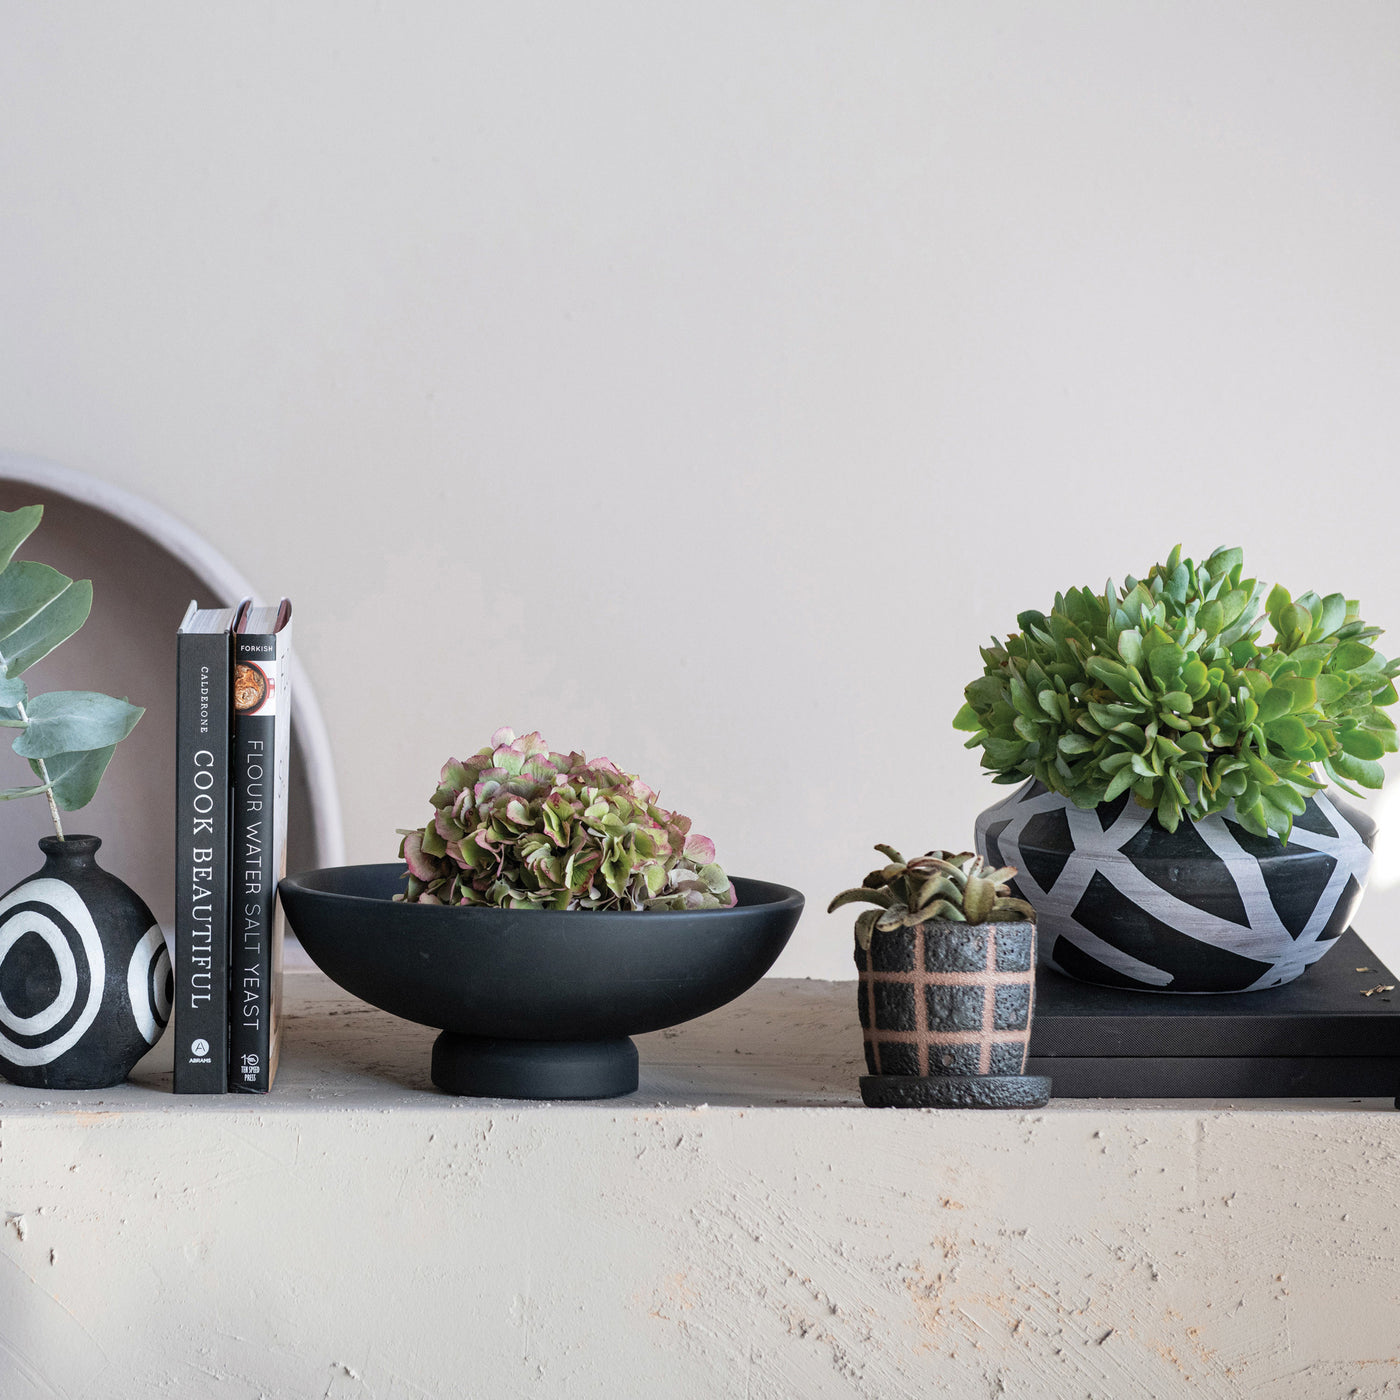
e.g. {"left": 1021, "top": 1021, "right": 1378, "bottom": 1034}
{"left": 173, "top": 598, "right": 293, "bottom": 1095}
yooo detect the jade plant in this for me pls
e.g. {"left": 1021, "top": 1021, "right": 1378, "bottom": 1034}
{"left": 396, "top": 727, "right": 735, "bottom": 911}
{"left": 953, "top": 545, "right": 1400, "bottom": 841}
{"left": 0, "top": 505, "right": 143, "bottom": 837}
{"left": 829, "top": 847, "right": 1034, "bottom": 950}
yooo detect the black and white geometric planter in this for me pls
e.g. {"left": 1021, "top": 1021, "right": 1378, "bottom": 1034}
{"left": 0, "top": 836, "right": 170, "bottom": 1089}
{"left": 975, "top": 781, "right": 1376, "bottom": 994}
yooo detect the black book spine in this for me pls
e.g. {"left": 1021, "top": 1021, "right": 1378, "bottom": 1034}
{"left": 173, "top": 629, "right": 233, "bottom": 1093}
{"left": 229, "top": 633, "right": 277, "bottom": 1092}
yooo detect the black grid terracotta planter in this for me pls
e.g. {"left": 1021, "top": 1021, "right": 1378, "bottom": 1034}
{"left": 855, "top": 919, "right": 1051, "bottom": 1108}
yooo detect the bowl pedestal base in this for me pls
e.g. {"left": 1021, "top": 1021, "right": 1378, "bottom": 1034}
{"left": 431, "top": 1033, "right": 640, "bottom": 1100}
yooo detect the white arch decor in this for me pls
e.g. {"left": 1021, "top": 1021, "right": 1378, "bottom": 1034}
{"left": 0, "top": 451, "right": 344, "bottom": 871}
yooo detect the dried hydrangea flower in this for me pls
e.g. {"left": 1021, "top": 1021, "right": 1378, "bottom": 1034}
{"left": 395, "top": 727, "right": 735, "bottom": 912}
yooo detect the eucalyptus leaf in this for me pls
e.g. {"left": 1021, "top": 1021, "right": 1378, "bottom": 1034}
{"left": 0, "top": 506, "right": 42, "bottom": 576}
{"left": 0, "top": 782, "right": 54, "bottom": 801}
{"left": 0, "top": 508, "right": 146, "bottom": 829}
{"left": 0, "top": 561, "right": 74, "bottom": 643}
{"left": 12, "top": 690, "right": 143, "bottom": 760}
{"left": 1, "top": 579, "right": 93, "bottom": 678}
{"left": 26, "top": 745, "right": 118, "bottom": 811}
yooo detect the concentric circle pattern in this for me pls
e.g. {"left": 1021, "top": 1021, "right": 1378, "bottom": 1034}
{"left": 0, "top": 878, "right": 106, "bottom": 1066}
{"left": 126, "top": 925, "right": 172, "bottom": 1045}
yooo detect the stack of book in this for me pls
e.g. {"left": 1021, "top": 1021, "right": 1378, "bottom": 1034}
{"left": 173, "top": 597, "right": 293, "bottom": 1094}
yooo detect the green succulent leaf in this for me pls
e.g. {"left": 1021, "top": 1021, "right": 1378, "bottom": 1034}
{"left": 1314, "top": 593, "right": 1348, "bottom": 641}
{"left": 838, "top": 849, "right": 1032, "bottom": 934}
{"left": 954, "top": 545, "right": 1398, "bottom": 840}
{"left": 823, "top": 884, "right": 890, "bottom": 918}
{"left": 1276, "top": 676, "right": 1317, "bottom": 713}
{"left": 952, "top": 702, "right": 981, "bottom": 733}
{"left": 1256, "top": 686, "right": 1292, "bottom": 724}
{"left": 1339, "top": 729, "right": 1386, "bottom": 762}
{"left": 853, "top": 908, "right": 880, "bottom": 951}
{"left": 1334, "top": 640, "right": 1375, "bottom": 670}
{"left": 1263, "top": 716, "right": 1312, "bottom": 758}
{"left": 962, "top": 879, "right": 994, "bottom": 924}
{"left": 917, "top": 898, "right": 967, "bottom": 923}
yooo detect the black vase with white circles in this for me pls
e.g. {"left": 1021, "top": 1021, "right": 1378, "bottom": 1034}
{"left": 0, "top": 836, "right": 170, "bottom": 1089}
{"left": 975, "top": 781, "right": 1376, "bottom": 994}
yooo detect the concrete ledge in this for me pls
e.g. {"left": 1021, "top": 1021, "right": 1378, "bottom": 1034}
{"left": 3, "top": 974, "right": 1398, "bottom": 1398}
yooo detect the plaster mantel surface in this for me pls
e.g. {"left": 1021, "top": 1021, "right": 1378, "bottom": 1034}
{"left": 3, "top": 975, "right": 1399, "bottom": 1399}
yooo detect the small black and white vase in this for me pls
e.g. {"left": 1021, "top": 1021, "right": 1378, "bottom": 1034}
{"left": 975, "top": 781, "right": 1376, "bottom": 994}
{"left": 0, "top": 835, "right": 170, "bottom": 1089}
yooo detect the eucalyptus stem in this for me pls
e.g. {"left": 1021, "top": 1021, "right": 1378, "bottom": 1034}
{"left": 13, "top": 702, "right": 61, "bottom": 840}
{"left": 0, "top": 643, "right": 62, "bottom": 841}
{"left": 38, "top": 757, "right": 63, "bottom": 840}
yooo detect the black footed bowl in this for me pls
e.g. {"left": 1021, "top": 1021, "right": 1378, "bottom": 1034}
{"left": 278, "top": 864, "right": 804, "bottom": 1101}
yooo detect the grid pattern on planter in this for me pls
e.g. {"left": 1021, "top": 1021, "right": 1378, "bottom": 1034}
{"left": 856, "top": 923, "right": 1035, "bottom": 1077}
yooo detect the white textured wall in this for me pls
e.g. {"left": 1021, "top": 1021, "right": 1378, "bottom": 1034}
{"left": 2, "top": 4, "right": 1399, "bottom": 976}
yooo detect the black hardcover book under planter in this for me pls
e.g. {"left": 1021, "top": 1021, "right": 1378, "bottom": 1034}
{"left": 977, "top": 781, "right": 1376, "bottom": 994}
{"left": 856, "top": 919, "right": 1051, "bottom": 1109}
{"left": 1027, "top": 928, "right": 1400, "bottom": 1102}
{"left": 0, "top": 836, "right": 170, "bottom": 1090}
{"left": 279, "top": 864, "right": 803, "bottom": 1099}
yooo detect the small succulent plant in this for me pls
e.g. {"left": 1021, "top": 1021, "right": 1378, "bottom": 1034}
{"left": 829, "top": 846, "right": 1034, "bottom": 950}
{"left": 396, "top": 727, "right": 735, "bottom": 912}
{"left": 954, "top": 546, "right": 1400, "bottom": 842}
